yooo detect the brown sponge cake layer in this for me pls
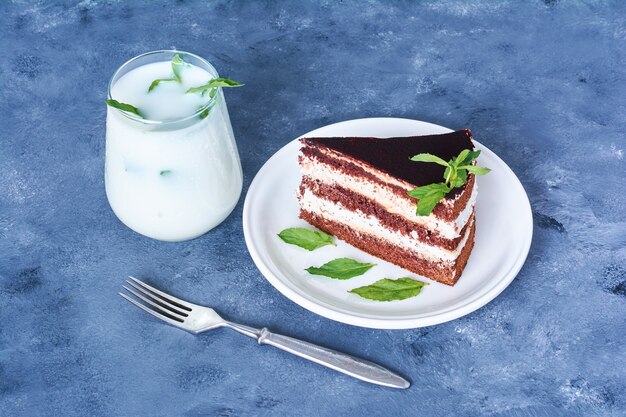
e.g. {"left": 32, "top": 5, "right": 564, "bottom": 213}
{"left": 300, "top": 209, "right": 476, "bottom": 286}
{"left": 300, "top": 176, "right": 473, "bottom": 251}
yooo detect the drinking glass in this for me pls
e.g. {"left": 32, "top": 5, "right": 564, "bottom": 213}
{"left": 105, "top": 50, "right": 243, "bottom": 241}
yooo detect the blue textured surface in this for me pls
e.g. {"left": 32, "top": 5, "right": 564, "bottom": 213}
{"left": 1, "top": 1, "right": 625, "bottom": 416}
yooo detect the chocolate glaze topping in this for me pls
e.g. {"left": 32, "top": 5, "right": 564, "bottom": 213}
{"left": 303, "top": 129, "right": 474, "bottom": 187}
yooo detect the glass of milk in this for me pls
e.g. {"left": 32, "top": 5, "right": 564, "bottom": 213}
{"left": 105, "top": 50, "right": 243, "bottom": 241}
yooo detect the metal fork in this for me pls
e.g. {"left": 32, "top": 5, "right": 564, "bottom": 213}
{"left": 119, "top": 276, "right": 410, "bottom": 389}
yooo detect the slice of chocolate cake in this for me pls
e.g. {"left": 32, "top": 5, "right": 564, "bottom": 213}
{"left": 297, "top": 129, "right": 478, "bottom": 286}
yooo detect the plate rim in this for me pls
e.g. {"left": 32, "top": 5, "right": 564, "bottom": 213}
{"left": 243, "top": 117, "right": 533, "bottom": 329}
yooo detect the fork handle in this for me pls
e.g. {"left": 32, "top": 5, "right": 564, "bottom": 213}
{"left": 226, "top": 323, "right": 409, "bottom": 389}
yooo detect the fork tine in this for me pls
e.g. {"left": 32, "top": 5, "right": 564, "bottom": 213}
{"left": 128, "top": 276, "right": 192, "bottom": 311}
{"left": 118, "top": 292, "right": 183, "bottom": 327}
{"left": 122, "top": 286, "right": 186, "bottom": 320}
{"left": 125, "top": 280, "right": 189, "bottom": 317}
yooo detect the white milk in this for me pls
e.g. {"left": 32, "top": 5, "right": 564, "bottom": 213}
{"left": 105, "top": 54, "right": 243, "bottom": 241}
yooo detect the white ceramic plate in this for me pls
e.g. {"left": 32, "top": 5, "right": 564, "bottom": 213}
{"left": 243, "top": 118, "right": 532, "bottom": 329}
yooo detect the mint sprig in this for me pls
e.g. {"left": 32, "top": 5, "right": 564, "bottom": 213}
{"left": 349, "top": 278, "right": 428, "bottom": 301}
{"left": 278, "top": 227, "right": 335, "bottom": 251}
{"left": 408, "top": 148, "right": 491, "bottom": 216}
{"left": 148, "top": 78, "right": 177, "bottom": 92}
{"left": 105, "top": 99, "right": 144, "bottom": 118}
{"left": 145, "top": 54, "right": 244, "bottom": 120}
{"left": 147, "top": 54, "right": 187, "bottom": 93}
{"left": 305, "top": 258, "right": 376, "bottom": 280}
{"left": 171, "top": 54, "right": 185, "bottom": 81}
{"left": 186, "top": 78, "right": 244, "bottom": 96}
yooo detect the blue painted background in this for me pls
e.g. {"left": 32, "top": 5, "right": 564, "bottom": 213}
{"left": 1, "top": 1, "right": 625, "bottom": 416}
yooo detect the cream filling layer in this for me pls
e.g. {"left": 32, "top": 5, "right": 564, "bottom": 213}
{"left": 299, "top": 188, "right": 474, "bottom": 264}
{"left": 454, "top": 182, "right": 477, "bottom": 232}
{"left": 300, "top": 153, "right": 477, "bottom": 239}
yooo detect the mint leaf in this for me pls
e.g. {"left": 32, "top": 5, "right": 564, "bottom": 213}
{"left": 148, "top": 78, "right": 177, "bottom": 92}
{"left": 445, "top": 159, "right": 458, "bottom": 186}
{"left": 458, "top": 150, "right": 481, "bottom": 166}
{"left": 349, "top": 278, "right": 428, "bottom": 301}
{"left": 461, "top": 165, "right": 491, "bottom": 175}
{"left": 186, "top": 78, "right": 244, "bottom": 94}
{"left": 455, "top": 149, "right": 470, "bottom": 165}
{"left": 305, "top": 258, "right": 376, "bottom": 280}
{"left": 449, "top": 168, "right": 467, "bottom": 188}
{"left": 105, "top": 99, "right": 144, "bottom": 118}
{"left": 278, "top": 227, "right": 335, "bottom": 251}
{"left": 172, "top": 53, "right": 185, "bottom": 81}
{"left": 443, "top": 165, "right": 452, "bottom": 183}
{"left": 415, "top": 191, "right": 447, "bottom": 216}
{"left": 147, "top": 54, "right": 186, "bottom": 92}
{"left": 198, "top": 106, "right": 210, "bottom": 120}
{"left": 407, "top": 182, "right": 449, "bottom": 199}
{"left": 407, "top": 183, "right": 449, "bottom": 216}
{"left": 409, "top": 153, "right": 448, "bottom": 166}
